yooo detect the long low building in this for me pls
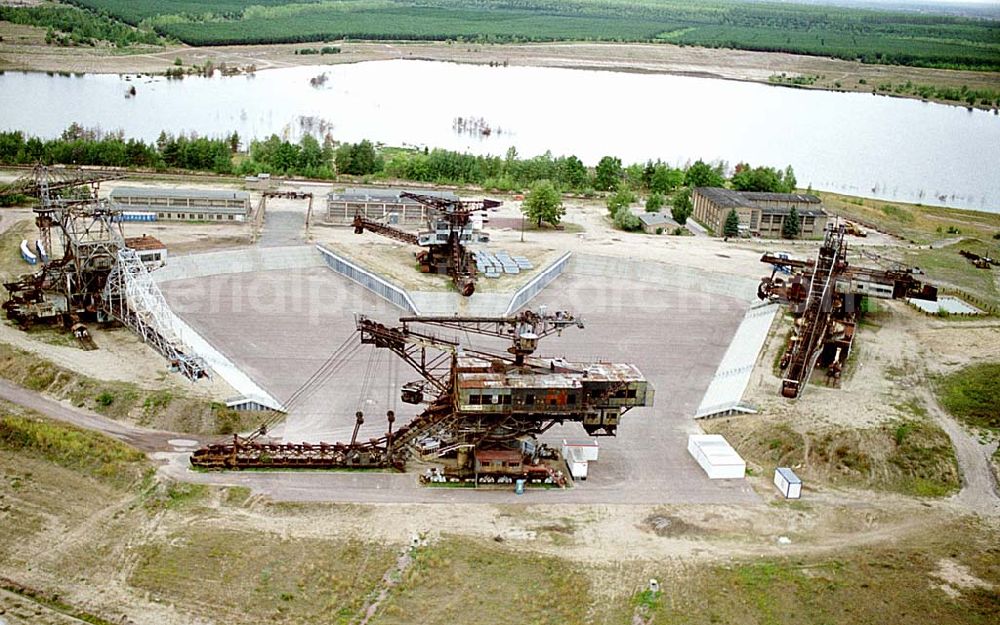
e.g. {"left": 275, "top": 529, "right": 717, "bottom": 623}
{"left": 110, "top": 187, "right": 251, "bottom": 223}
{"left": 325, "top": 188, "right": 458, "bottom": 225}
{"left": 692, "top": 187, "right": 827, "bottom": 238}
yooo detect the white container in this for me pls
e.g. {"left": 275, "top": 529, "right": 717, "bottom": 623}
{"left": 562, "top": 439, "right": 599, "bottom": 462}
{"left": 687, "top": 434, "right": 746, "bottom": 479}
{"left": 773, "top": 467, "right": 802, "bottom": 499}
{"left": 564, "top": 446, "right": 588, "bottom": 480}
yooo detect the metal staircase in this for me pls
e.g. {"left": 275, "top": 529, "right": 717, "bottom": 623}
{"left": 103, "top": 247, "right": 208, "bottom": 380}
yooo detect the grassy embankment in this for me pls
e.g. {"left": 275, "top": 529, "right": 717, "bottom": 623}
{"left": 706, "top": 407, "right": 960, "bottom": 498}
{"left": 819, "top": 192, "right": 1000, "bottom": 311}
{"left": 937, "top": 362, "right": 1000, "bottom": 477}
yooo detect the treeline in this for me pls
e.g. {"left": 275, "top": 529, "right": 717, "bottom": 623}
{"left": 0, "top": 126, "right": 801, "bottom": 200}
{"left": 0, "top": 4, "right": 161, "bottom": 48}
{"left": 0, "top": 126, "right": 233, "bottom": 173}
{"left": 871, "top": 80, "right": 1000, "bottom": 108}
{"left": 65, "top": 0, "right": 1000, "bottom": 71}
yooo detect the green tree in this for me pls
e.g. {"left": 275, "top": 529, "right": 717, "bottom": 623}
{"left": 613, "top": 208, "right": 642, "bottom": 232}
{"left": 723, "top": 209, "right": 740, "bottom": 238}
{"left": 558, "top": 155, "right": 588, "bottom": 190}
{"left": 782, "top": 207, "right": 801, "bottom": 239}
{"left": 731, "top": 163, "right": 782, "bottom": 192}
{"left": 594, "top": 156, "right": 623, "bottom": 191}
{"left": 671, "top": 188, "right": 693, "bottom": 225}
{"left": 522, "top": 179, "right": 565, "bottom": 227}
{"left": 645, "top": 193, "right": 664, "bottom": 213}
{"left": 685, "top": 159, "right": 725, "bottom": 188}
{"left": 783, "top": 165, "right": 797, "bottom": 192}
{"left": 606, "top": 188, "right": 636, "bottom": 216}
{"left": 649, "top": 164, "right": 684, "bottom": 194}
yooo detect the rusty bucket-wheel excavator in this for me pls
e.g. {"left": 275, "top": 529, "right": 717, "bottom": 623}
{"left": 758, "top": 223, "right": 937, "bottom": 398}
{"left": 352, "top": 191, "right": 499, "bottom": 296}
{"left": 191, "top": 309, "right": 653, "bottom": 483}
{"left": 0, "top": 165, "right": 208, "bottom": 380}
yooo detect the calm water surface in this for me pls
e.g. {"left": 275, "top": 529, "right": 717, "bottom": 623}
{"left": 3, "top": 60, "right": 998, "bottom": 211}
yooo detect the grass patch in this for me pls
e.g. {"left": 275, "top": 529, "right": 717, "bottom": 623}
{"left": 636, "top": 519, "right": 1000, "bottom": 625}
{"left": 903, "top": 240, "right": 999, "bottom": 308}
{"left": 819, "top": 191, "right": 1000, "bottom": 245}
{"left": 0, "top": 410, "right": 146, "bottom": 488}
{"left": 131, "top": 530, "right": 393, "bottom": 625}
{"left": 709, "top": 417, "right": 959, "bottom": 497}
{"left": 937, "top": 362, "right": 1000, "bottom": 432}
{"left": 0, "top": 341, "right": 253, "bottom": 434}
{"left": 0, "top": 218, "right": 37, "bottom": 282}
{"left": 374, "top": 536, "right": 589, "bottom": 624}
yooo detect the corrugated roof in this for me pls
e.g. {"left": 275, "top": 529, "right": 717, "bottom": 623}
{"left": 456, "top": 362, "right": 645, "bottom": 389}
{"left": 693, "top": 187, "right": 751, "bottom": 208}
{"left": 328, "top": 188, "right": 458, "bottom": 202}
{"left": 110, "top": 186, "right": 250, "bottom": 201}
{"left": 693, "top": 187, "right": 822, "bottom": 209}
{"left": 742, "top": 191, "right": 821, "bottom": 203}
{"left": 638, "top": 212, "right": 678, "bottom": 227}
{"left": 125, "top": 235, "right": 166, "bottom": 251}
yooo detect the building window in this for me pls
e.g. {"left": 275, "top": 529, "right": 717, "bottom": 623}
{"left": 228, "top": 215, "right": 234, "bottom": 221}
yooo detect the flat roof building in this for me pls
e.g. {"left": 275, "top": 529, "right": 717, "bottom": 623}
{"left": 691, "top": 187, "right": 826, "bottom": 238}
{"left": 637, "top": 212, "right": 680, "bottom": 234}
{"left": 125, "top": 234, "right": 167, "bottom": 270}
{"left": 325, "top": 188, "right": 459, "bottom": 226}
{"left": 110, "top": 187, "right": 251, "bottom": 223}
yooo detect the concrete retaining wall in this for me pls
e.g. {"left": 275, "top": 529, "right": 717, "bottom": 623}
{"left": 505, "top": 252, "right": 572, "bottom": 315}
{"left": 316, "top": 244, "right": 418, "bottom": 313}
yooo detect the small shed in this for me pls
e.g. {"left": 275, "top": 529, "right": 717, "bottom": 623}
{"left": 564, "top": 446, "right": 588, "bottom": 480}
{"left": 687, "top": 434, "right": 746, "bottom": 479}
{"left": 125, "top": 234, "right": 167, "bottom": 270}
{"left": 773, "top": 467, "right": 802, "bottom": 499}
{"left": 562, "top": 439, "right": 599, "bottom": 462}
{"left": 637, "top": 212, "right": 680, "bottom": 234}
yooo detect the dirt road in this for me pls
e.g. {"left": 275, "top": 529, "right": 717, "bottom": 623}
{"left": 0, "top": 379, "right": 176, "bottom": 453}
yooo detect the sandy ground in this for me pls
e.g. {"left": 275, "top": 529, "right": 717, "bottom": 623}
{"left": 1, "top": 20, "right": 997, "bottom": 109}
{"left": 1, "top": 175, "right": 998, "bottom": 622}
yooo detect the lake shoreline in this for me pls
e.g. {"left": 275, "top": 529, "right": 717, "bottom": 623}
{"left": 0, "top": 22, "right": 997, "bottom": 112}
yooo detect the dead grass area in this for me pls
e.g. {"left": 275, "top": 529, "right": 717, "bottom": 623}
{"left": 130, "top": 530, "right": 393, "bottom": 624}
{"left": 633, "top": 516, "right": 999, "bottom": 625}
{"left": 370, "top": 535, "right": 590, "bottom": 625}
{"left": 1, "top": 417, "right": 997, "bottom": 625}
{"left": 0, "top": 215, "right": 37, "bottom": 283}
{"left": 706, "top": 414, "right": 959, "bottom": 497}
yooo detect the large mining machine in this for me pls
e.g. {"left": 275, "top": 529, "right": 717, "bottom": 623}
{"left": 0, "top": 165, "right": 208, "bottom": 380}
{"left": 190, "top": 308, "right": 654, "bottom": 480}
{"left": 352, "top": 191, "right": 499, "bottom": 296}
{"left": 757, "top": 223, "right": 937, "bottom": 398}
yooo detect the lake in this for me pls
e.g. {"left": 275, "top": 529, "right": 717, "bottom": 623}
{"left": 2, "top": 60, "right": 998, "bottom": 212}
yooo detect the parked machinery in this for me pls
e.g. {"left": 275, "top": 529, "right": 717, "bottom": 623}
{"left": 352, "top": 192, "right": 498, "bottom": 296}
{"left": 959, "top": 249, "right": 997, "bottom": 269}
{"left": 758, "top": 223, "right": 937, "bottom": 398}
{"left": 190, "top": 308, "right": 654, "bottom": 479}
{"left": 0, "top": 165, "right": 207, "bottom": 379}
